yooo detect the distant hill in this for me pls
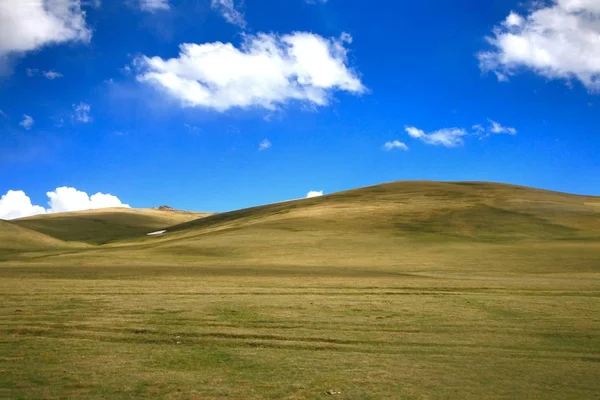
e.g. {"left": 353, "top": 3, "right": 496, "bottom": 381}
{"left": 0, "top": 219, "right": 78, "bottom": 254}
{"left": 3, "top": 181, "right": 599, "bottom": 269}
{"left": 12, "top": 207, "right": 212, "bottom": 244}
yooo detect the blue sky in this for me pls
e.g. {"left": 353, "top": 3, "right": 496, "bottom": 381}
{"left": 0, "top": 0, "right": 599, "bottom": 218}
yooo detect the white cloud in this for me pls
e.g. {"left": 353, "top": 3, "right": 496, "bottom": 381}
{"left": 0, "top": 109, "right": 6, "bottom": 118}
{"left": 46, "top": 187, "right": 129, "bottom": 213}
{"left": 211, "top": 0, "right": 246, "bottom": 28}
{"left": 488, "top": 119, "right": 517, "bottom": 135}
{"left": 0, "top": 0, "right": 91, "bottom": 66}
{"left": 72, "top": 102, "right": 92, "bottom": 123}
{"left": 306, "top": 190, "right": 324, "bottom": 198}
{"left": 258, "top": 138, "right": 271, "bottom": 151}
{"left": 26, "top": 68, "right": 63, "bottom": 79}
{"left": 382, "top": 140, "right": 409, "bottom": 151}
{"left": 472, "top": 124, "right": 485, "bottom": 135}
{"left": 405, "top": 126, "right": 467, "bottom": 147}
{"left": 135, "top": 32, "right": 365, "bottom": 112}
{"left": 43, "top": 70, "right": 63, "bottom": 79}
{"left": 140, "top": 0, "right": 170, "bottom": 12}
{"left": 183, "top": 123, "right": 201, "bottom": 134}
{"left": 19, "top": 114, "right": 34, "bottom": 130}
{"left": 0, "top": 187, "right": 130, "bottom": 220}
{"left": 0, "top": 190, "right": 46, "bottom": 220}
{"left": 478, "top": 1, "right": 600, "bottom": 91}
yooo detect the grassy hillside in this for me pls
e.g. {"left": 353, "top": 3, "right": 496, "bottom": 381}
{"left": 12, "top": 207, "right": 212, "bottom": 244}
{"left": 70, "top": 181, "right": 595, "bottom": 271}
{"left": 1, "top": 181, "right": 599, "bottom": 399}
{"left": 163, "top": 181, "right": 600, "bottom": 241}
{"left": 0, "top": 220, "right": 79, "bottom": 254}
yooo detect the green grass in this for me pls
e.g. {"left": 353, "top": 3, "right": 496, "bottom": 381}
{"left": 1, "top": 181, "right": 599, "bottom": 399}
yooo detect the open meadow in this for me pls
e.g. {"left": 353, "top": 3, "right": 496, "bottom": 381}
{"left": 1, "top": 181, "right": 599, "bottom": 399}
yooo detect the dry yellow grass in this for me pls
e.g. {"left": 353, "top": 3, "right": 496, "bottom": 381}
{"left": 12, "top": 207, "right": 212, "bottom": 244}
{"left": 1, "top": 181, "right": 599, "bottom": 399}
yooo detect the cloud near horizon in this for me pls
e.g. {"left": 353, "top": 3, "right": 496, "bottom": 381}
{"left": 478, "top": 0, "right": 600, "bottom": 92}
{"left": 306, "top": 190, "right": 324, "bottom": 198}
{"left": 0, "top": 187, "right": 130, "bottom": 220}
{"left": 135, "top": 32, "right": 365, "bottom": 111}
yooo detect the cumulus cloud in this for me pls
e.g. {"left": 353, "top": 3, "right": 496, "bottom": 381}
{"left": 0, "top": 190, "right": 46, "bottom": 220}
{"left": 140, "top": 0, "right": 170, "bottom": 12}
{"left": 211, "top": 0, "right": 246, "bottom": 28}
{"left": 405, "top": 126, "right": 467, "bottom": 147}
{"left": 306, "top": 190, "right": 324, "bottom": 198}
{"left": 383, "top": 140, "right": 408, "bottom": 151}
{"left": 258, "top": 138, "right": 271, "bottom": 151}
{"left": 19, "top": 114, "right": 34, "bottom": 129}
{"left": 46, "top": 187, "right": 129, "bottom": 213}
{"left": 0, "top": 187, "right": 130, "bottom": 220}
{"left": 478, "top": 0, "right": 600, "bottom": 91}
{"left": 135, "top": 32, "right": 365, "bottom": 112}
{"left": 0, "top": 0, "right": 91, "bottom": 69}
{"left": 72, "top": 102, "right": 92, "bottom": 123}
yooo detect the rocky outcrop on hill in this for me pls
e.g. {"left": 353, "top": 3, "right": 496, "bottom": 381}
{"left": 157, "top": 205, "right": 175, "bottom": 211}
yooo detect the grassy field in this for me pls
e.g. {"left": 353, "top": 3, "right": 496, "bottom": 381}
{"left": 1, "top": 181, "right": 599, "bottom": 399}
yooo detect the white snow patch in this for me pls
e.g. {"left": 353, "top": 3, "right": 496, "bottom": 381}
{"left": 147, "top": 230, "right": 167, "bottom": 236}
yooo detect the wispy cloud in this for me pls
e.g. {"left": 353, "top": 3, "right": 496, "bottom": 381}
{"left": 405, "top": 119, "right": 517, "bottom": 148}
{"left": 140, "top": 0, "right": 170, "bottom": 12}
{"left": 43, "top": 70, "right": 63, "bottom": 80}
{"left": 26, "top": 69, "right": 64, "bottom": 79}
{"left": 72, "top": 103, "right": 92, "bottom": 123}
{"left": 405, "top": 126, "right": 467, "bottom": 147}
{"left": 211, "top": 0, "right": 246, "bottom": 28}
{"left": 259, "top": 139, "right": 272, "bottom": 151}
{"left": 382, "top": 140, "right": 408, "bottom": 151}
{"left": 0, "top": 109, "right": 7, "bottom": 118}
{"left": 473, "top": 120, "right": 517, "bottom": 137}
{"left": 19, "top": 114, "right": 34, "bottom": 130}
{"left": 488, "top": 120, "right": 517, "bottom": 135}
{"left": 184, "top": 123, "right": 201, "bottom": 134}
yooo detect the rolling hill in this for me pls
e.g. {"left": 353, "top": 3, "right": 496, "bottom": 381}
{"left": 12, "top": 207, "right": 212, "bottom": 245}
{"left": 2, "top": 181, "right": 599, "bottom": 399}
{"left": 159, "top": 180, "right": 600, "bottom": 242}
{"left": 0, "top": 219, "right": 79, "bottom": 254}
{"left": 6, "top": 180, "right": 597, "bottom": 271}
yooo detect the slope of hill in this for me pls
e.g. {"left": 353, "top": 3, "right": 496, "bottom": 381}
{"left": 12, "top": 207, "right": 212, "bottom": 244}
{"left": 0, "top": 220, "right": 77, "bottom": 254}
{"left": 57, "top": 180, "right": 594, "bottom": 272}
{"left": 152, "top": 180, "right": 600, "bottom": 242}
{"left": 3, "top": 181, "right": 599, "bottom": 270}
